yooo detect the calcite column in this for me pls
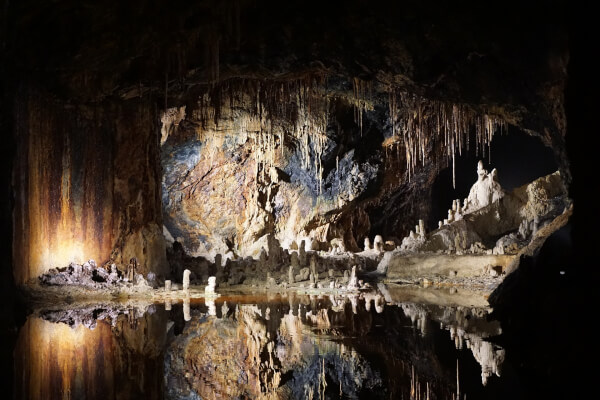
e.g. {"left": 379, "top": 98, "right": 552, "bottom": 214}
{"left": 13, "top": 87, "right": 167, "bottom": 285}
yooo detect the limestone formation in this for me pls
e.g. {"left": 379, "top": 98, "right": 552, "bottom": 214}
{"left": 165, "top": 280, "right": 172, "bottom": 291}
{"left": 330, "top": 238, "right": 345, "bottom": 254}
{"left": 126, "top": 257, "right": 138, "bottom": 282}
{"left": 108, "top": 264, "right": 119, "bottom": 283}
{"left": 183, "top": 297, "right": 191, "bottom": 321}
{"left": 309, "top": 255, "right": 317, "bottom": 279}
{"left": 462, "top": 161, "right": 504, "bottom": 214}
{"left": 205, "top": 276, "right": 216, "bottom": 294}
{"left": 309, "top": 273, "right": 316, "bottom": 288}
{"left": 299, "top": 240, "right": 307, "bottom": 266}
{"left": 364, "top": 237, "right": 371, "bottom": 251}
{"left": 447, "top": 209, "right": 454, "bottom": 223}
{"left": 347, "top": 266, "right": 358, "bottom": 289}
{"left": 373, "top": 235, "right": 384, "bottom": 252}
{"left": 72, "top": 262, "right": 82, "bottom": 276}
{"left": 183, "top": 269, "right": 191, "bottom": 291}
{"left": 267, "top": 234, "right": 283, "bottom": 268}
{"left": 288, "top": 265, "right": 295, "bottom": 284}
{"left": 342, "top": 270, "right": 349, "bottom": 284}
{"left": 266, "top": 273, "right": 276, "bottom": 287}
{"left": 418, "top": 219, "right": 425, "bottom": 238}
{"left": 290, "top": 251, "right": 299, "bottom": 268}
{"left": 259, "top": 247, "right": 268, "bottom": 266}
{"left": 206, "top": 298, "right": 217, "bottom": 316}
{"left": 309, "top": 238, "right": 320, "bottom": 252}
{"left": 296, "top": 267, "right": 310, "bottom": 282}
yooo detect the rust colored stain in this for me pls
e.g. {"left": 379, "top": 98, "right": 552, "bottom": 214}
{"left": 13, "top": 88, "right": 166, "bottom": 285}
{"left": 14, "top": 313, "right": 167, "bottom": 400}
{"left": 14, "top": 317, "right": 116, "bottom": 400}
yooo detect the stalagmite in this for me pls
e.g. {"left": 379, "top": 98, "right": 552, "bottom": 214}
{"left": 165, "top": 280, "right": 172, "bottom": 291}
{"left": 364, "top": 237, "right": 371, "bottom": 251}
{"left": 299, "top": 240, "right": 307, "bottom": 266}
{"left": 288, "top": 265, "right": 295, "bottom": 284}
{"left": 165, "top": 299, "right": 172, "bottom": 311}
{"left": 290, "top": 251, "right": 299, "bottom": 268}
{"left": 462, "top": 161, "right": 505, "bottom": 213}
{"left": 259, "top": 247, "right": 268, "bottom": 270}
{"left": 183, "top": 269, "right": 191, "bottom": 291}
{"left": 205, "top": 276, "right": 216, "bottom": 294}
{"left": 373, "top": 235, "right": 384, "bottom": 252}
{"left": 419, "top": 219, "right": 425, "bottom": 238}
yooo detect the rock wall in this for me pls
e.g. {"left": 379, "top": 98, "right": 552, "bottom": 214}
{"left": 161, "top": 79, "right": 386, "bottom": 259}
{"left": 160, "top": 78, "right": 506, "bottom": 260}
{"left": 13, "top": 87, "right": 167, "bottom": 285}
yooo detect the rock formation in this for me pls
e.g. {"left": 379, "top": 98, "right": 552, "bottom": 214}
{"left": 463, "top": 161, "right": 505, "bottom": 214}
{"left": 183, "top": 269, "right": 191, "bottom": 291}
{"left": 205, "top": 276, "right": 217, "bottom": 294}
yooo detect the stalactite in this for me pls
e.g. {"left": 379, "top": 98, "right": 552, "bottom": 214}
{"left": 388, "top": 89, "right": 506, "bottom": 188}
{"left": 353, "top": 78, "right": 374, "bottom": 137}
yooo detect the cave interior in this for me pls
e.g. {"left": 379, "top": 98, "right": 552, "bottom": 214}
{"left": 0, "top": 0, "right": 595, "bottom": 398}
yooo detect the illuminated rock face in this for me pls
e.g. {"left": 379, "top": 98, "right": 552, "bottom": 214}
{"left": 13, "top": 89, "right": 167, "bottom": 284}
{"left": 160, "top": 85, "right": 381, "bottom": 259}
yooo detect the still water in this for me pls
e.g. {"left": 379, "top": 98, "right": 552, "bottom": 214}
{"left": 10, "top": 286, "right": 568, "bottom": 399}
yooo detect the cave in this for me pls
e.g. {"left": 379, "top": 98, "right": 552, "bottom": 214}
{"left": 0, "top": 1, "right": 594, "bottom": 399}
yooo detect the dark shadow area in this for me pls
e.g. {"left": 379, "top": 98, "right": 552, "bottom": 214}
{"left": 488, "top": 224, "right": 592, "bottom": 399}
{"left": 430, "top": 130, "right": 557, "bottom": 230}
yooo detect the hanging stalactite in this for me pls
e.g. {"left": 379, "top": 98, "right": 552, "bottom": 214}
{"left": 389, "top": 90, "right": 506, "bottom": 188}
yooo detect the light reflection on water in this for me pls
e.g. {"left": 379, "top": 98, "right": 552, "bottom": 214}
{"left": 14, "top": 289, "right": 508, "bottom": 399}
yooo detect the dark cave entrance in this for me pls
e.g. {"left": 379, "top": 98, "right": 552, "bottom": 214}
{"left": 429, "top": 129, "right": 558, "bottom": 231}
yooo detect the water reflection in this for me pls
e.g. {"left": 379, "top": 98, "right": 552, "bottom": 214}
{"left": 15, "top": 287, "right": 507, "bottom": 399}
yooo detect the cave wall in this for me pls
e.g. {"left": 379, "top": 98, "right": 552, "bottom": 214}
{"left": 4, "top": 0, "right": 570, "bottom": 278}
{"left": 13, "top": 87, "right": 167, "bottom": 284}
{"left": 160, "top": 78, "right": 434, "bottom": 259}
